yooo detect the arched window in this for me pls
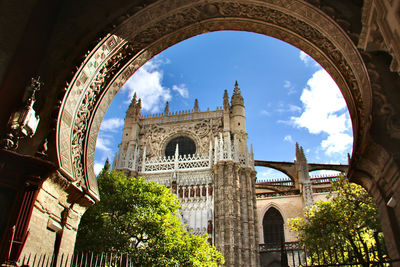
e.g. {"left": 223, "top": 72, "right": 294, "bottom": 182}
{"left": 263, "top": 207, "right": 284, "bottom": 245}
{"left": 165, "top": 136, "right": 196, "bottom": 158}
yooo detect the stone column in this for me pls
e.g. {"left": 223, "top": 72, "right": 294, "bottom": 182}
{"left": 251, "top": 169, "right": 260, "bottom": 267}
{"left": 224, "top": 162, "right": 234, "bottom": 265}
{"left": 213, "top": 163, "right": 224, "bottom": 257}
{"left": 233, "top": 164, "right": 242, "bottom": 266}
{"left": 245, "top": 168, "right": 256, "bottom": 267}
{"left": 349, "top": 139, "right": 400, "bottom": 262}
{"left": 240, "top": 167, "right": 250, "bottom": 265}
{"left": 214, "top": 161, "right": 259, "bottom": 266}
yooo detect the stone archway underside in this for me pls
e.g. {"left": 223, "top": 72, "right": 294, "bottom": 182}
{"left": 57, "top": 0, "right": 372, "bottom": 200}
{"left": 255, "top": 160, "right": 348, "bottom": 183}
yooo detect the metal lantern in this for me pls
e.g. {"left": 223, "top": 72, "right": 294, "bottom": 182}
{"left": 1, "top": 77, "right": 41, "bottom": 150}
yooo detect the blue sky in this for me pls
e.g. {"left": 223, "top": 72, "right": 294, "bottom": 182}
{"left": 95, "top": 31, "right": 352, "bottom": 179}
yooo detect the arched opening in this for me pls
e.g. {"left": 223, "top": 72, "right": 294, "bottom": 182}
{"left": 52, "top": 0, "right": 400, "bottom": 263}
{"left": 165, "top": 136, "right": 196, "bottom": 158}
{"left": 2, "top": 0, "right": 400, "bottom": 264}
{"left": 256, "top": 167, "right": 292, "bottom": 184}
{"left": 263, "top": 207, "right": 285, "bottom": 246}
{"left": 57, "top": 1, "right": 371, "bottom": 201}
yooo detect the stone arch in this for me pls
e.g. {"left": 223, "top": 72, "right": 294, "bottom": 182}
{"left": 255, "top": 161, "right": 297, "bottom": 182}
{"left": 4, "top": 0, "right": 400, "bottom": 262}
{"left": 307, "top": 164, "right": 348, "bottom": 173}
{"left": 160, "top": 131, "right": 202, "bottom": 156}
{"left": 163, "top": 135, "right": 197, "bottom": 158}
{"left": 259, "top": 203, "right": 287, "bottom": 244}
{"left": 262, "top": 206, "right": 285, "bottom": 245}
{"left": 57, "top": 0, "right": 371, "bottom": 204}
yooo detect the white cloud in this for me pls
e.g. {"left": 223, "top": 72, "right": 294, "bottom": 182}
{"left": 299, "top": 51, "right": 311, "bottom": 65}
{"left": 284, "top": 80, "right": 296, "bottom": 95}
{"left": 321, "top": 133, "right": 353, "bottom": 155}
{"left": 172, "top": 84, "right": 189, "bottom": 98}
{"left": 277, "top": 119, "right": 292, "bottom": 126}
{"left": 260, "top": 110, "right": 270, "bottom": 116}
{"left": 299, "top": 51, "right": 319, "bottom": 67}
{"left": 291, "top": 69, "right": 353, "bottom": 155}
{"left": 275, "top": 103, "right": 301, "bottom": 113}
{"left": 288, "top": 104, "right": 302, "bottom": 113}
{"left": 122, "top": 57, "right": 171, "bottom": 113}
{"left": 283, "top": 135, "right": 294, "bottom": 143}
{"left": 100, "top": 118, "right": 124, "bottom": 132}
{"left": 96, "top": 136, "right": 112, "bottom": 152}
{"left": 94, "top": 162, "right": 104, "bottom": 176}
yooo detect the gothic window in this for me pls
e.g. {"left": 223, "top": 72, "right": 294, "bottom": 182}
{"left": 165, "top": 136, "right": 196, "bottom": 157}
{"left": 263, "top": 207, "right": 284, "bottom": 246}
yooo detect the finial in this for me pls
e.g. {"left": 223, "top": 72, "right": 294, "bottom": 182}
{"left": 194, "top": 99, "right": 199, "bottom": 112}
{"left": 233, "top": 81, "right": 241, "bottom": 95}
{"left": 231, "top": 81, "right": 244, "bottom": 106}
{"left": 126, "top": 93, "right": 138, "bottom": 116}
{"left": 223, "top": 90, "right": 230, "bottom": 110}
{"left": 134, "top": 98, "right": 142, "bottom": 120}
{"left": 164, "top": 101, "right": 170, "bottom": 114}
{"left": 295, "top": 143, "right": 307, "bottom": 163}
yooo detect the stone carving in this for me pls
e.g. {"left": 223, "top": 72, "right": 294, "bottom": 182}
{"left": 70, "top": 43, "right": 134, "bottom": 192}
{"left": 140, "top": 118, "right": 222, "bottom": 158}
{"left": 58, "top": 0, "right": 371, "bottom": 211}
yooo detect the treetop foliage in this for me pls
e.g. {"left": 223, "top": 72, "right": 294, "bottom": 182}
{"left": 288, "top": 177, "right": 388, "bottom": 265}
{"left": 75, "top": 166, "right": 224, "bottom": 266}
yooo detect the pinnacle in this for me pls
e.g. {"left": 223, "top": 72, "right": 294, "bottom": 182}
{"left": 164, "top": 101, "right": 170, "bottom": 114}
{"left": 194, "top": 99, "right": 199, "bottom": 112}
{"left": 231, "top": 81, "right": 244, "bottom": 106}
{"left": 223, "top": 90, "right": 230, "bottom": 110}
{"left": 233, "top": 81, "right": 242, "bottom": 97}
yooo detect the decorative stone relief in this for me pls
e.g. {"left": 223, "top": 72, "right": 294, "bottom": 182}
{"left": 58, "top": 0, "right": 372, "bottom": 204}
{"left": 139, "top": 118, "right": 222, "bottom": 158}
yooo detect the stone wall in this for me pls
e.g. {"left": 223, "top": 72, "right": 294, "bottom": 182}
{"left": 256, "top": 192, "right": 331, "bottom": 244}
{"left": 20, "top": 175, "right": 91, "bottom": 262}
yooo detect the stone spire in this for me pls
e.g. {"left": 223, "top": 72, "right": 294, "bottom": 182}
{"left": 231, "top": 81, "right": 244, "bottom": 106}
{"left": 134, "top": 98, "right": 142, "bottom": 120}
{"left": 126, "top": 93, "right": 137, "bottom": 117}
{"left": 223, "top": 90, "right": 230, "bottom": 110}
{"left": 194, "top": 99, "right": 200, "bottom": 112}
{"left": 164, "top": 101, "right": 170, "bottom": 114}
{"left": 295, "top": 142, "right": 307, "bottom": 165}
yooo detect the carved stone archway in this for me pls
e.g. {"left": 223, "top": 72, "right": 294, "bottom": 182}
{"left": 57, "top": 0, "right": 371, "bottom": 203}
{"left": 2, "top": 0, "right": 400, "bottom": 263}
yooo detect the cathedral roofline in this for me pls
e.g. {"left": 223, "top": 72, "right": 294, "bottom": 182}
{"left": 140, "top": 107, "right": 224, "bottom": 125}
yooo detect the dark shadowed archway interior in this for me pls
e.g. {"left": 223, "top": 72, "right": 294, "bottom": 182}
{"left": 165, "top": 136, "right": 196, "bottom": 158}
{"left": 263, "top": 207, "right": 285, "bottom": 245}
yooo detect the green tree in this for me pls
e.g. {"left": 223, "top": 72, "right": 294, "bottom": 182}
{"left": 288, "top": 177, "right": 388, "bottom": 266}
{"left": 75, "top": 163, "right": 224, "bottom": 266}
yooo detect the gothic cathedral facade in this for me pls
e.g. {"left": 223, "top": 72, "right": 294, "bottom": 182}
{"left": 113, "top": 82, "right": 259, "bottom": 266}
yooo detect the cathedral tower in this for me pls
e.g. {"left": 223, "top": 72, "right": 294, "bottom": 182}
{"left": 113, "top": 82, "right": 259, "bottom": 266}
